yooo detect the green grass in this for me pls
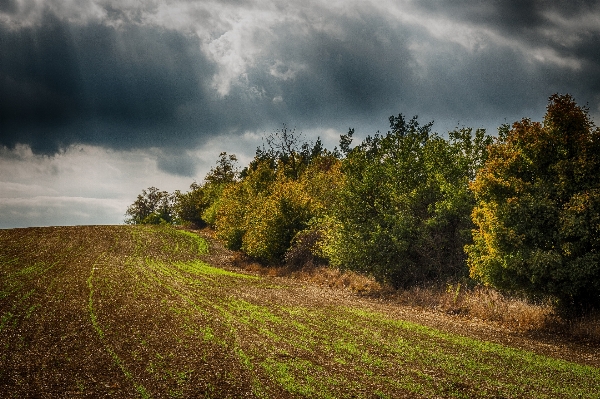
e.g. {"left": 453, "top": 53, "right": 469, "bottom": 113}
{"left": 0, "top": 225, "right": 598, "bottom": 398}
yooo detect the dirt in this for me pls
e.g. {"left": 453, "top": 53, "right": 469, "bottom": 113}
{"left": 0, "top": 226, "right": 598, "bottom": 399}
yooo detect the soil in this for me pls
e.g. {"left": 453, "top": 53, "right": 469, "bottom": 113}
{"left": 0, "top": 226, "right": 597, "bottom": 398}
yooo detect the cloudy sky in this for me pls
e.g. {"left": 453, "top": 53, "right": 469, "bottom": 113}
{"left": 1, "top": 0, "right": 600, "bottom": 228}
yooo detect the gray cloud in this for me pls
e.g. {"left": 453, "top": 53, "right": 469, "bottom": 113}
{"left": 0, "top": 11, "right": 216, "bottom": 154}
{"left": 2, "top": 0, "right": 600, "bottom": 229}
{"left": 157, "top": 150, "right": 198, "bottom": 177}
{"left": 1, "top": 0, "right": 599, "bottom": 169}
{"left": 0, "top": 196, "right": 127, "bottom": 228}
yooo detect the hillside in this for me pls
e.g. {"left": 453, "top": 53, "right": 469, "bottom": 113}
{"left": 0, "top": 225, "right": 599, "bottom": 398}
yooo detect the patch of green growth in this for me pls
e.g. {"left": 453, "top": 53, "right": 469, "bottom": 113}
{"left": 360, "top": 350, "right": 384, "bottom": 368}
{"left": 332, "top": 339, "right": 359, "bottom": 356}
{"left": 108, "top": 347, "right": 151, "bottom": 399}
{"left": 374, "top": 390, "right": 390, "bottom": 399}
{"left": 236, "top": 347, "right": 253, "bottom": 370}
{"left": 173, "top": 230, "right": 209, "bottom": 255}
{"left": 175, "top": 260, "right": 257, "bottom": 279}
{"left": 251, "top": 378, "right": 270, "bottom": 399}
{"left": 76, "top": 379, "right": 85, "bottom": 393}
{"left": 262, "top": 358, "right": 325, "bottom": 397}
{"left": 227, "top": 299, "right": 281, "bottom": 325}
{"left": 24, "top": 303, "right": 40, "bottom": 319}
{"left": 0, "top": 289, "right": 37, "bottom": 334}
{"left": 0, "top": 312, "right": 15, "bottom": 333}
{"left": 1, "top": 260, "right": 55, "bottom": 302}
{"left": 201, "top": 326, "right": 215, "bottom": 342}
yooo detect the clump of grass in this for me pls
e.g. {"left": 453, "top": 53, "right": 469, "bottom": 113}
{"left": 463, "top": 286, "right": 553, "bottom": 331}
{"left": 232, "top": 252, "right": 381, "bottom": 294}
{"left": 292, "top": 265, "right": 382, "bottom": 294}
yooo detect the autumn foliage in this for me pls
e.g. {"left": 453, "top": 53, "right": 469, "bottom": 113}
{"left": 467, "top": 94, "right": 600, "bottom": 308}
{"left": 126, "top": 94, "right": 600, "bottom": 311}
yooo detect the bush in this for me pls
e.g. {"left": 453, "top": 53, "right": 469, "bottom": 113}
{"left": 242, "top": 177, "right": 313, "bottom": 262}
{"left": 214, "top": 182, "right": 249, "bottom": 250}
{"left": 467, "top": 94, "right": 600, "bottom": 309}
{"left": 326, "top": 115, "right": 491, "bottom": 288}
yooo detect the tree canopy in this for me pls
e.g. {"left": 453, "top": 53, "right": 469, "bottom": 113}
{"left": 467, "top": 94, "right": 600, "bottom": 308}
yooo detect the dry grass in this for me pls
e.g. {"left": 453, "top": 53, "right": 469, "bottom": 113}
{"left": 391, "top": 284, "right": 600, "bottom": 344}
{"left": 391, "top": 284, "right": 554, "bottom": 331}
{"left": 229, "top": 248, "right": 600, "bottom": 343}
{"left": 232, "top": 254, "right": 382, "bottom": 293}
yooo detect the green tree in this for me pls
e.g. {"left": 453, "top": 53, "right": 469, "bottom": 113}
{"left": 204, "top": 152, "right": 239, "bottom": 185}
{"left": 125, "top": 187, "right": 175, "bottom": 225}
{"left": 326, "top": 115, "right": 491, "bottom": 287}
{"left": 173, "top": 182, "right": 208, "bottom": 227}
{"left": 467, "top": 94, "right": 600, "bottom": 309}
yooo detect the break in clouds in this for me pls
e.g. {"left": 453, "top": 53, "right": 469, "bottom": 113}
{"left": 2, "top": 0, "right": 599, "bottom": 162}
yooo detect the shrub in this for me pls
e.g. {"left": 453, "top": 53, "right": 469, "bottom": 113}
{"left": 467, "top": 94, "right": 600, "bottom": 310}
{"left": 326, "top": 115, "right": 491, "bottom": 288}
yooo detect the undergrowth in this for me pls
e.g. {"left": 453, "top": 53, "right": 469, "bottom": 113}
{"left": 230, "top": 251, "right": 600, "bottom": 344}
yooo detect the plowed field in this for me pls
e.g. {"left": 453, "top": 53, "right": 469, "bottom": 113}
{"left": 1, "top": 226, "right": 598, "bottom": 398}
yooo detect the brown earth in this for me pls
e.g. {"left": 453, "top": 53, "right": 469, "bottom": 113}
{"left": 0, "top": 226, "right": 598, "bottom": 398}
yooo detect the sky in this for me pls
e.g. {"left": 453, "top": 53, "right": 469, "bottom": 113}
{"left": 1, "top": 0, "right": 600, "bottom": 228}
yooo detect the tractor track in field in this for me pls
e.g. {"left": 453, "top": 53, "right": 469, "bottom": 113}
{"left": 0, "top": 226, "right": 598, "bottom": 398}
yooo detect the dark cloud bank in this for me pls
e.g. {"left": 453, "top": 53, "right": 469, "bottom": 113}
{"left": 1, "top": 1, "right": 599, "bottom": 173}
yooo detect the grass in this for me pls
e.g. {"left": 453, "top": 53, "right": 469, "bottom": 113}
{"left": 235, "top": 255, "right": 600, "bottom": 344}
{"left": 0, "top": 225, "right": 598, "bottom": 398}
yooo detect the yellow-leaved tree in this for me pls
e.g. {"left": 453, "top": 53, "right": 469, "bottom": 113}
{"left": 467, "top": 94, "right": 600, "bottom": 310}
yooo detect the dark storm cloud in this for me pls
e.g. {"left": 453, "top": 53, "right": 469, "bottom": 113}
{"left": 156, "top": 150, "right": 198, "bottom": 177}
{"left": 243, "top": 14, "right": 417, "bottom": 128}
{"left": 2, "top": 0, "right": 600, "bottom": 169}
{"left": 0, "top": 12, "right": 218, "bottom": 154}
{"left": 417, "top": 1, "right": 600, "bottom": 68}
{"left": 0, "top": 0, "right": 18, "bottom": 13}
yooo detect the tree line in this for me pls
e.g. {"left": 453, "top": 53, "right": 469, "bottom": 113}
{"left": 126, "top": 94, "right": 600, "bottom": 311}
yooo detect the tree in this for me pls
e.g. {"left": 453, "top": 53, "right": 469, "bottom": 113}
{"left": 326, "top": 115, "right": 491, "bottom": 287}
{"left": 200, "top": 152, "right": 240, "bottom": 226}
{"left": 204, "top": 152, "right": 239, "bottom": 185}
{"left": 173, "top": 183, "right": 208, "bottom": 227}
{"left": 125, "top": 187, "right": 175, "bottom": 225}
{"left": 467, "top": 94, "right": 600, "bottom": 309}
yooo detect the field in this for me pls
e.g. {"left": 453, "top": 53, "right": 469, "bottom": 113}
{"left": 1, "top": 225, "right": 599, "bottom": 398}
